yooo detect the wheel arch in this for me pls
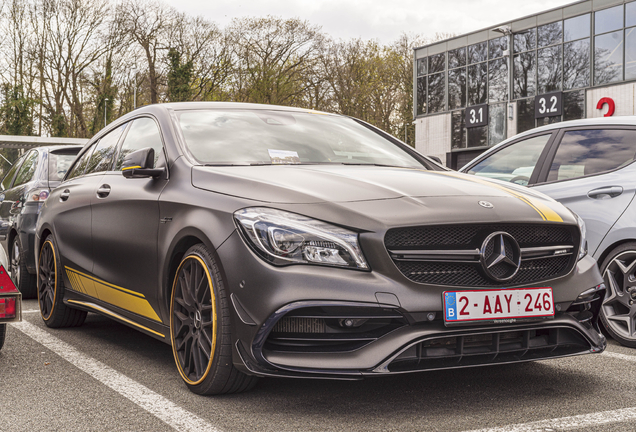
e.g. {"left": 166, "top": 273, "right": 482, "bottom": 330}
{"left": 161, "top": 227, "right": 229, "bottom": 317}
{"left": 597, "top": 238, "right": 636, "bottom": 271}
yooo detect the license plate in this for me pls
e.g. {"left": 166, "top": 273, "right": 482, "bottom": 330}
{"left": 443, "top": 287, "right": 554, "bottom": 325}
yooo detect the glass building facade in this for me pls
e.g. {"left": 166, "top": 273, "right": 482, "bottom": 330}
{"left": 414, "top": 0, "right": 636, "bottom": 168}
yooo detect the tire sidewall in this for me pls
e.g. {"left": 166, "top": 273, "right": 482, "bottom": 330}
{"left": 599, "top": 242, "right": 636, "bottom": 347}
{"left": 38, "top": 234, "right": 65, "bottom": 324}
{"left": 170, "top": 245, "right": 225, "bottom": 394}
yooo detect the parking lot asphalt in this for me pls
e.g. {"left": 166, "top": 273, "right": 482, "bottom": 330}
{"left": 2, "top": 300, "right": 636, "bottom": 432}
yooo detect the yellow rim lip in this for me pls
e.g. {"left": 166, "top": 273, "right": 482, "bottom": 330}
{"left": 170, "top": 254, "right": 217, "bottom": 386}
{"left": 38, "top": 239, "right": 57, "bottom": 321}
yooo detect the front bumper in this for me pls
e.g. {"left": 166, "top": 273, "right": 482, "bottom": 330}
{"left": 219, "top": 231, "right": 605, "bottom": 379}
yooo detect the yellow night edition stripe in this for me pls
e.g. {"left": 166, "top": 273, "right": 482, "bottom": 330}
{"left": 65, "top": 267, "right": 161, "bottom": 322}
{"left": 436, "top": 171, "right": 563, "bottom": 222}
{"left": 67, "top": 300, "right": 165, "bottom": 338}
{"left": 121, "top": 165, "right": 141, "bottom": 171}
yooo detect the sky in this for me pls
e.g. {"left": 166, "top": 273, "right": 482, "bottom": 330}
{"left": 164, "top": 0, "right": 577, "bottom": 44}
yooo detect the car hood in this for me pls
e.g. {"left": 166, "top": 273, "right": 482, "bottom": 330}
{"left": 192, "top": 165, "right": 572, "bottom": 224}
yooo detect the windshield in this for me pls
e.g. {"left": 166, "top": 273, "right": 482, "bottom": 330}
{"left": 175, "top": 109, "right": 424, "bottom": 168}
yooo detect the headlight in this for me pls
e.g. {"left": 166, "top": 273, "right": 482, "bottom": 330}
{"left": 234, "top": 207, "right": 369, "bottom": 270}
{"left": 573, "top": 211, "right": 588, "bottom": 260}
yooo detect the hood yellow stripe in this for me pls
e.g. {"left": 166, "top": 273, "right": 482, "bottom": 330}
{"left": 436, "top": 171, "right": 563, "bottom": 222}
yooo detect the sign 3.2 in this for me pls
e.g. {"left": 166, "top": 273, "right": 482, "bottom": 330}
{"left": 535, "top": 92, "right": 562, "bottom": 119}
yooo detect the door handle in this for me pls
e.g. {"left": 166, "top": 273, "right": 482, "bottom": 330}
{"left": 587, "top": 186, "right": 623, "bottom": 199}
{"left": 97, "top": 184, "right": 111, "bottom": 198}
{"left": 60, "top": 189, "right": 70, "bottom": 201}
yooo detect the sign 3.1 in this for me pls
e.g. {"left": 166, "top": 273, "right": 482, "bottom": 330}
{"left": 465, "top": 103, "right": 488, "bottom": 128}
{"left": 535, "top": 92, "right": 562, "bottom": 119}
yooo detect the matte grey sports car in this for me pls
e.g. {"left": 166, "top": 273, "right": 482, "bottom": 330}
{"left": 36, "top": 102, "right": 605, "bottom": 395}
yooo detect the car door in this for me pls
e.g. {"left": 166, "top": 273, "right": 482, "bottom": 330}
{"left": 534, "top": 127, "right": 636, "bottom": 256}
{"left": 90, "top": 117, "right": 167, "bottom": 322}
{"left": 53, "top": 142, "right": 103, "bottom": 275}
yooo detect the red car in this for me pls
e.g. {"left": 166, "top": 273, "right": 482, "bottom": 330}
{"left": 0, "top": 245, "right": 21, "bottom": 350}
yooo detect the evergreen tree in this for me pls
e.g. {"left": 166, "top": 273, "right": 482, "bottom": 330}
{"left": 91, "top": 56, "right": 118, "bottom": 135}
{"left": 167, "top": 48, "right": 193, "bottom": 102}
{"left": 0, "top": 83, "right": 35, "bottom": 176}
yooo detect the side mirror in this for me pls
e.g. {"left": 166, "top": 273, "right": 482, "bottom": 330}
{"left": 121, "top": 147, "right": 164, "bottom": 179}
{"left": 427, "top": 155, "right": 443, "bottom": 165}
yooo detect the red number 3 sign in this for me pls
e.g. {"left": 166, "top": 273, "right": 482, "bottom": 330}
{"left": 596, "top": 97, "right": 615, "bottom": 117}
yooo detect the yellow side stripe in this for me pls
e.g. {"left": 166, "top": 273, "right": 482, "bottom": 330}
{"left": 65, "top": 267, "right": 146, "bottom": 298}
{"left": 64, "top": 267, "right": 161, "bottom": 322}
{"left": 436, "top": 171, "right": 563, "bottom": 222}
{"left": 67, "top": 300, "right": 165, "bottom": 338}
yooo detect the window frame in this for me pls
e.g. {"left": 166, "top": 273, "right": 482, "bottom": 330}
{"left": 11, "top": 149, "right": 40, "bottom": 188}
{"left": 112, "top": 115, "right": 167, "bottom": 172}
{"left": 1, "top": 154, "right": 27, "bottom": 191}
{"left": 535, "top": 125, "right": 636, "bottom": 185}
{"left": 461, "top": 130, "right": 558, "bottom": 185}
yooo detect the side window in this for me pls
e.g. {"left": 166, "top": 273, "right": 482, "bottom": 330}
{"left": 1, "top": 156, "right": 25, "bottom": 190}
{"left": 547, "top": 129, "right": 636, "bottom": 182}
{"left": 49, "top": 150, "right": 81, "bottom": 181}
{"left": 66, "top": 144, "right": 96, "bottom": 180}
{"left": 12, "top": 150, "right": 39, "bottom": 188}
{"left": 85, "top": 123, "right": 127, "bottom": 175}
{"left": 467, "top": 134, "right": 552, "bottom": 185}
{"left": 115, "top": 117, "right": 164, "bottom": 170}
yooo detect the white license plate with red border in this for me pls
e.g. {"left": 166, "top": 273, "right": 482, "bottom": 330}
{"left": 443, "top": 287, "right": 554, "bottom": 325}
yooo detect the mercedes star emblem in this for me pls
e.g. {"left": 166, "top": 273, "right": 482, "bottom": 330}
{"left": 480, "top": 231, "right": 521, "bottom": 282}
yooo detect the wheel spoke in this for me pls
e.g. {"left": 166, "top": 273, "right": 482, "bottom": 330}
{"left": 171, "top": 253, "right": 217, "bottom": 383}
{"left": 603, "top": 250, "right": 636, "bottom": 342}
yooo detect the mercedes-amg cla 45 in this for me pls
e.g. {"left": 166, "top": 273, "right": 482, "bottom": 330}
{"left": 35, "top": 103, "right": 606, "bottom": 395}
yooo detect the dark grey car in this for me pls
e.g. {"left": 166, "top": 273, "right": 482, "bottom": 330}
{"left": 36, "top": 103, "right": 605, "bottom": 395}
{"left": 460, "top": 117, "right": 636, "bottom": 348}
{"left": 0, "top": 145, "right": 81, "bottom": 297}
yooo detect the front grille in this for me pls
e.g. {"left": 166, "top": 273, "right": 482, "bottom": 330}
{"left": 385, "top": 224, "right": 573, "bottom": 250}
{"left": 396, "top": 255, "right": 571, "bottom": 287}
{"left": 265, "top": 306, "right": 407, "bottom": 353}
{"left": 386, "top": 223, "right": 579, "bottom": 287}
{"left": 388, "top": 327, "right": 590, "bottom": 372}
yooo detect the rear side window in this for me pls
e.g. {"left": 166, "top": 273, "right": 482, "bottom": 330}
{"left": 49, "top": 150, "right": 80, "bottom": 181}
{"left": 66, "top": 144, "right": 95, "bottom": 180}
{"left": 466, "top": 134, "right": 551, "bottom": 185}
{"left": 547, "top": 129, "right": 636, "bottom": 182}
{"left": 1, "top": 156, "right": 24, "bottom": 190}
{"left": 85, "top": 123, "right": 127, "bottom": 174}
{"left": 12, "top": 150, "right": 39, "bottom": 188}
{"left": 115, "top": 118, "right": 163, "bottom": 170}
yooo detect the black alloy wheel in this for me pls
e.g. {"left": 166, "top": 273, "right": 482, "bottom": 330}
{"left": 600, "top": 242, "right": 636, "bottom": 348}
{"left": 11, "top": 236, "right": 37, "bottom": 299}
{"left": 170, "top": 244, "right": 257, "bottom": 395}
{"left": 38, "top": 235, "right": 86, "bottom": 328}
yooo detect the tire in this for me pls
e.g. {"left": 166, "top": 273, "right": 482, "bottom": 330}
{"left": 0, "top": 324, "right": 6, "bottom": 351}
{"left": 170, "top": 243, "right": 258, "bottom": 395}
{"left": 38, "top": 234, "right": 87, "bottom": 328}
{"left": 600, "top": 242, "right": 636, "bottom": 348}
{"left": 11, "top": 236, "right": 37, "bottom": 299}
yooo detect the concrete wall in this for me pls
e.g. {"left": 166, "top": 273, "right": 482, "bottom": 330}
{"left": 414, "top": 113, "right": 450, "bottom": 163}
{"left": 586, "top": 83, "right": 636, "bottom": 117}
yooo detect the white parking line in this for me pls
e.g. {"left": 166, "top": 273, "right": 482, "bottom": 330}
{"left": 10, "top": 320, "right": 221, "bottom": 432}
{"left": 602, "top": 350, "right": 636, "bottom": 362}
{"left": 22, "top": 309, "right": 40, "bottom": 314}
{"left": 464, "top": 407, "right": 636, "bottom": 432}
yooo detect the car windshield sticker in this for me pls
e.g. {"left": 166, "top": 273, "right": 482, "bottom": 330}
{"left": 268, "top": 149, "right": 301, "bottom": 164}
